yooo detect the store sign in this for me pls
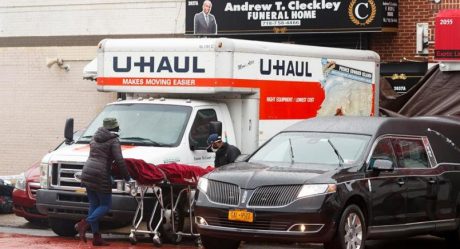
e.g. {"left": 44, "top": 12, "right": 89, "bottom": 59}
{"left": 435, "top": 9, "right": 460, "bottom": 61}
{"left": 185, "top": 0, "right": 398, "bottom": 35}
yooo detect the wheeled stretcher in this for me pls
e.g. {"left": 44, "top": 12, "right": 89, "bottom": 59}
{"left": 117, "top": 159, "right": 213, "bottom": 247}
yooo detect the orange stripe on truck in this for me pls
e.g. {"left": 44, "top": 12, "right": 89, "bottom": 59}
{"left": 98, "top": 77, "right": 327, "bottom": 120}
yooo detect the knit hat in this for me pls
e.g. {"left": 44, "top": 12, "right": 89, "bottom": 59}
{"left": 103, "top": 117, "right": 119, "bottom": 130}
{"left": 207, "top": 133, "right": 221, "bottom": 145}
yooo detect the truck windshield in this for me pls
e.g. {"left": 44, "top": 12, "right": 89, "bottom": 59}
{"left": 78, "top": 104, "right": 192, "bottom": 147}
{"left": 249, "top": 132, "right": 370, "bottom": 167}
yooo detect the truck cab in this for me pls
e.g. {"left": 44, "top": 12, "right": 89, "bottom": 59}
{"left": 36, "top": 97, "right": 240, "bottom": 235}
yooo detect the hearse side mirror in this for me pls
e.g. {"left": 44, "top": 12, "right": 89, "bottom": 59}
{"left": 372, "top": 159, "right": 394, "bottom": 172}
{"left": 64, "top": 118, "right": 74, "bottom": 145}
{"left": 209, "top": 121, "right": 222, "bottom": 137}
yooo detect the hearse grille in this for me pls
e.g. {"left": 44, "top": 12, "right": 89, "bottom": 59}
{"left": 248, "top": 185, "right": 302, "bottom": 207}
{"left": 51, "top": 162, "right": 84, "bottom": 188}
{"left": 205, "top": 216, "right": 290, "bottom": 231}
{"left": 207, "top": 180, "right": 240, "bottom": 206}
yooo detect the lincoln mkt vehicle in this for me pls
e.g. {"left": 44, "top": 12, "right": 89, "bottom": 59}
{"left": 194, "top": 116, "right": 460, "bottom": 249}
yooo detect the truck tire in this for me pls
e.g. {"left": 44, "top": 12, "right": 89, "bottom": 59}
{"left": 201, "top": 235, "right": 240, "bottom": 249}
{"left": 25, "top": 217, "right": 48, "bottom": 227}
{"left": 324, "top": 204, "right": 366, "bottom": 249}
{"left": 49, "top": 218, "right": 78, "bottom": 237}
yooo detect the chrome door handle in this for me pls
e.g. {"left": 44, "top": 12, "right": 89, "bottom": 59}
{"left": 397, "top": 179, "right": 405, "bottom": 186}
{"left": 428, "top": 179, "right": 437, "bottom": 184}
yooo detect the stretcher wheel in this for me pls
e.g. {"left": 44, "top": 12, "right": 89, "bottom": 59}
{"left": 167, "top": 233, "right": 182, "bottom": 244}
{"left": 195, "top": 236, "right": 202, "bottom": 247}
{"left": 129, "top": 233, "right": 137, "bottom": 245}
{"left": 152, "top": 234, "right": 162, "bottom": 247}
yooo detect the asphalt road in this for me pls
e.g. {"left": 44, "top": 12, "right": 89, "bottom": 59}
{"left": 0, "top": 213, "right": 453, "bottom": 249}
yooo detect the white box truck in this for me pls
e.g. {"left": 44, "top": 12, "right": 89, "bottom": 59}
{"left": 36, "top": 38, "right": 380, "bottom": 236}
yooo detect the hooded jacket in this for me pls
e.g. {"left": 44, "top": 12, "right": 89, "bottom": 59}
{"left": 81, "top": 127, "right": 130, "bottom": 193}
{"left": 214, "top": 142, "right": 241, "bottom": 168}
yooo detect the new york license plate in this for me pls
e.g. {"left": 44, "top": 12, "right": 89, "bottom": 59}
{"left": 228, "top": 209, "right": 254, "bottom": 223}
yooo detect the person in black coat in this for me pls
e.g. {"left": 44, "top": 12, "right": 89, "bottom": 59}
{"left": 207, "top": 133, "right": 241, "bottom": 168}
{"left": 75, "top": 117, "right": 130, "bottom": 246}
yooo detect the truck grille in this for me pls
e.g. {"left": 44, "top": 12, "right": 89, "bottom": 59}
{"left": 248, "top": 185, "right": 302, "bottom": 207}
{"left": 207, "top": 180, "right": 239, "bottom": 206}
{"left": 51, "top": 162, "right": 84, "bottom": 189}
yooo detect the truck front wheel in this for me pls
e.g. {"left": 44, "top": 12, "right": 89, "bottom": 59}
{"left": 49, "top": 218, "right": 78, "bottom": 237}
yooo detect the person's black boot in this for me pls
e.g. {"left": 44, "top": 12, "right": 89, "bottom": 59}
{"left": 74, "top": 219, "right": 89, "bottom": 242}
{"left": 92, "top": 233, "right": 110, "bottom": 246}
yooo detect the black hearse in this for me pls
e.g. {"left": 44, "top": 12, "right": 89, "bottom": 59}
{"left": 194, "top": 116, "right": 460, "bottom": 249}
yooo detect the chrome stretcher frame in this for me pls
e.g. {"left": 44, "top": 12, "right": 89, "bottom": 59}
{"left": 167, "top": 183, "right": 200, "bottom": 244}
{"left": 127, "top": 179, "right": 200, "bottom": 247}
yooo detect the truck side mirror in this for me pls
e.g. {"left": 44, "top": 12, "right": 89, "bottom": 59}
{"left": 189, "top": 139, "right": 198, "bottom": 151}
{"left": 209, "top": 121, "right": 222, "bottom": 137}
{"left": 64, "top": 118, "right": 74, "bottom": 145}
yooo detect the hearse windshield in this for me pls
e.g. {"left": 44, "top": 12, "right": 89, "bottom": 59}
{"left": 249, "top": 132, "right": 370, "bottom": 166}
{"left": 78, "top": 104, "right": 192, "bottom": 147}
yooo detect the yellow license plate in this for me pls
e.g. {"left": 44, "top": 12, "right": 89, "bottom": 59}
{"left": 75, "top": 188, "right": 86, "bottom": 194}
{"left": 228, "top": 209, "right": 254, "bottom": 223}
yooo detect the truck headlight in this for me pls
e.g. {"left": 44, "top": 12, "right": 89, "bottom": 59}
{"left": 15, "top": 173, "right": 26, "bottom": 191}
{"left": 39, "top": 163, "right": 49, "bottom": 188}
{"left": 197, "top": 178, "right": 208, "bottom": 194}
{"left": 297, "top": 184, "right": 336, "bottom": 199}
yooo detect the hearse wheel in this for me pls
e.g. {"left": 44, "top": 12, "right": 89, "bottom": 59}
{"left": 325, "top": 204, "right": 366, "bottom": 249}
{"left": 445, "top": 223, "right": 460, "bottom": 249}
{"left": 200, "top": 235, "right": 240, "bottom": 249}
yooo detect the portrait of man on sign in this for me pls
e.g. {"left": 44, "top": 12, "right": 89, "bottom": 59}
{"left": 194, "top": 0, "right": 217, "bottom": 35}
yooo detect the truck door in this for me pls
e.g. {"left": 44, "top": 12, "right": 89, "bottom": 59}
{"left": 188, "top": 108, "right": 218, "bottom": 167}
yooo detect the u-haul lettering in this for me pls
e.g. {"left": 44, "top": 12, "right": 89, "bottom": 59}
{"left": 233, "top": 53, "right": 322, "bottom": 81}
{"left": 260, "top": 59, "right": 312, "bottom": 77}
{"left": 103, "top": 52, "right": 216, "bottom": 78}
{"left": 113, "top": 56, "right": 205, "bottom": 73}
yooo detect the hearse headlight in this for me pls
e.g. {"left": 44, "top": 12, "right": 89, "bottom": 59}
{"left": 297, "top": 184, "right": 336, "bottom": 198}
{"left": 197, "top": 177, "right": 209, "bottom": 194}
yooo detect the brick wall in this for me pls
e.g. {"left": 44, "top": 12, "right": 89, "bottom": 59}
{"left": 0, "top": 46, "right": 115, "bottom": 175}
{"left": 371, "top": 0, "right": 460, "bottom": 63}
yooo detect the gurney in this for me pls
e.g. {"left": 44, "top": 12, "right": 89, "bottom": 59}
{"left": 114, "top": 158, "right": 213, "bottom": 247}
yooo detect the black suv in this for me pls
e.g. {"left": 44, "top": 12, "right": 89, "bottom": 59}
{"left": 194, "top": 116, "right": 460, "bottom": 249}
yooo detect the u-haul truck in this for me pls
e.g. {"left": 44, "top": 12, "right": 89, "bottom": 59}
{"left": 37, "top": 38, "right": 380, "bottom": 236}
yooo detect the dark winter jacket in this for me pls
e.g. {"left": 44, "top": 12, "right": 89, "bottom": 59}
{"left": 214, "top": 142, "right": 241, "bottom": 168}
{"left": 81, "top": 127, "right": 130, "bottom": 193}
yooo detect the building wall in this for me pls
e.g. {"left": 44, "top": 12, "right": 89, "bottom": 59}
{"left": 0, "top": 0, "right": 185, "bottom": 37}
{"left": 371, "top": 0, "right": 460, "bottom": 62}
{"left": 0, "top": 46, "right": 115, "bottom": 175}
{"left": 0, "top": 0, "right": 184, "bottom": 175}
